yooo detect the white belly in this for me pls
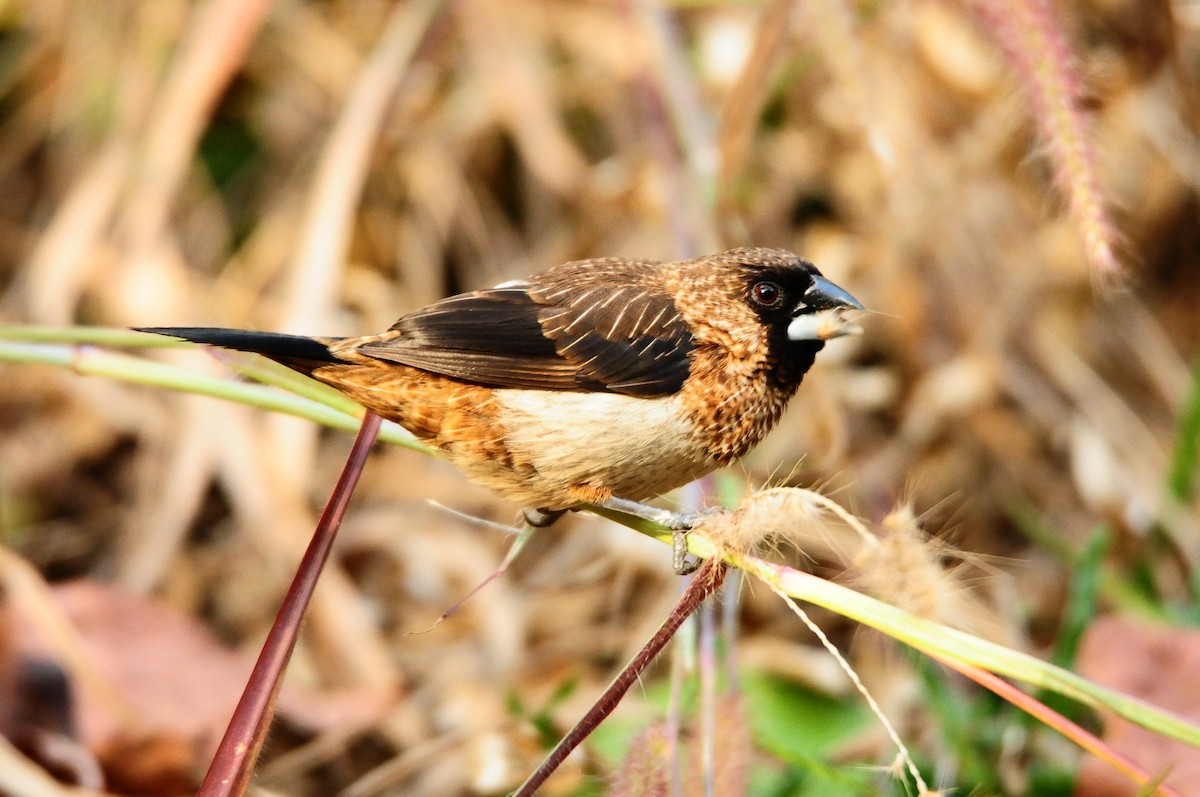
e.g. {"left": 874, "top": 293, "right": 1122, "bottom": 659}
{"left": 495, "top": 389, "right": 714, "bottom": 504}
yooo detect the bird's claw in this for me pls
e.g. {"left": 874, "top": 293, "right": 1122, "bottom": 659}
{"left": 666, "top": 507, "right": 727, "bottom": 576}
{"left": 672, "top": 529, "right": 698, "bottom": 575}
{"left": 522, "top": 507, "right": 566, "bottom": 528}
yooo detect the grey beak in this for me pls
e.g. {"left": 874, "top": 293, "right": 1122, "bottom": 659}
{"left": 786, "top": 276, "right": 865, "bottom": 342}
{"left": 801, "top": 275, "right": 864, "bottom": 312}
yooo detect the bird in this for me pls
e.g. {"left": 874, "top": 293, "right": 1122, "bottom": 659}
{"left": 137, "top": 247, "right": 863, "bottom": 573}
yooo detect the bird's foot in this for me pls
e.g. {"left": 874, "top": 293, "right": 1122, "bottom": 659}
{"left": 596, "top": 497, "right": 727, "bottom": 576}
{"left": 521, "top": 507, "right": 567, "bottom": 528}
{"left": 666, "top": 508, "right": 728, "bottom": 576}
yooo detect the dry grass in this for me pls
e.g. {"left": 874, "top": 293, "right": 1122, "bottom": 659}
{"left": 0, "top": 0, "right": 1197, "bottom": 794}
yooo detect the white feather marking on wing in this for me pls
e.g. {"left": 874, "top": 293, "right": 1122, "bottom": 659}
{"left": 541, "top": 309, "right": 568, "bottom": 327}
{"left": 603, "top": 294, "right": 634, "bottom": 337}
{"left": 607, "top": 289, "right": 651, "bottom": 337}
{"left": 557, "top": 336, "right": 586, "bottom": 354}
{"left": 628, "top": 300, "right": 650, "bottom": 336}
{"left": 564, "top": 290, "right": 600, "bottom": 334}
{"left": 598, "top": 288, "right": 627, "bottom": 308}
{"left": 644, "top": 306, "right": 663, "bottom": 331}
{"left": 541, "top": 286, "right": 573, "bottom": 301}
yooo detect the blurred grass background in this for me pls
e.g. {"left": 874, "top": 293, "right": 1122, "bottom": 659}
{"left": 0, "top": 0, "right": 1198, "bottom": 795}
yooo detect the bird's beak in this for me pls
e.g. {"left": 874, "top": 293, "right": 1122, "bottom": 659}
{"left": 802, "top": 276, "right": 864, "bottom": 312}
{"left": 787, "top": 276, "right": 865, "bottom": 341}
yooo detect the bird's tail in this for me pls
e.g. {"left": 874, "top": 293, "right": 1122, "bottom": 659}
{"left": 134, "top": 327, "right": 343, "bottom": 374}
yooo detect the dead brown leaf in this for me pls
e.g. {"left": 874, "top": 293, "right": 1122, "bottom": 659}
{"left": 1076, "top": 615, "right": 1200, "bottom": 796}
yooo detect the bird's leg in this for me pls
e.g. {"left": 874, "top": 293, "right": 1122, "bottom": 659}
{"left": 595, "top": 497, "right": 725, "bottom": 576}
{"left": 521, "top": 507, "right": 568, "bottom": 528}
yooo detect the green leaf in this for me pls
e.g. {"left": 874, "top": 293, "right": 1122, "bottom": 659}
{"left": 1168, "top": 353, "right": 1200, "bottom": 503}
{"left": 742, "top": 671, "right": 873, "bottom": 763}
{"left": 1053, "top": 526, "right": 1109, "bottom": 670}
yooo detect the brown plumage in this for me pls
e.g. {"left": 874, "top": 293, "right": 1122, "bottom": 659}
{"left": 138, "top": 247, "right": 862, "bottom": 523}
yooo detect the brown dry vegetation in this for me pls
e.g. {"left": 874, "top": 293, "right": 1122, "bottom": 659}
{"left": 0, "top": 0, "right": 1198, "bottom": 795}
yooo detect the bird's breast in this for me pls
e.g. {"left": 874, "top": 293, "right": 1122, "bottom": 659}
{"left": 676, "top": 351, "right": 799, "bottom": 464}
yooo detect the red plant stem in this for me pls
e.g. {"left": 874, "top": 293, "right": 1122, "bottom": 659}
{"left": 928, "top": 650, "right": 1184, "bottom": 797}
{"left": 197, "top": 411, "right": 382, "bottom": 797}
{"left": 513, "top": 559, "right": 728, "bottom": 797}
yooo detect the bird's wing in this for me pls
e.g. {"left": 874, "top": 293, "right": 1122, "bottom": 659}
{"left": 353, "top": 278, "right": 694, "bottom": 398}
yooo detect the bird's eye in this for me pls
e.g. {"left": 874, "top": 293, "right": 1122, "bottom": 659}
{"left": 751, "top": 281, "right": 783, "bottom": 308}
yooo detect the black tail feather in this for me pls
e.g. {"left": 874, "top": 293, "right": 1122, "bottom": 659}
{"left": 133, "top": 327, "right": 341, "bottom": 365}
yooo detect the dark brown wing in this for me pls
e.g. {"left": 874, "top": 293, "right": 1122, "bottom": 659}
{"left": 353, "top": 265, "right": 694, "bottom": 397}
{"left": 531, "top": 280, "right": 694, "bottom": 395}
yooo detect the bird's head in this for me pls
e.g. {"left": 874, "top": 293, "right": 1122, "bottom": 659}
{"left": 673, "top": 248, "right": 863, "bottom": 362}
